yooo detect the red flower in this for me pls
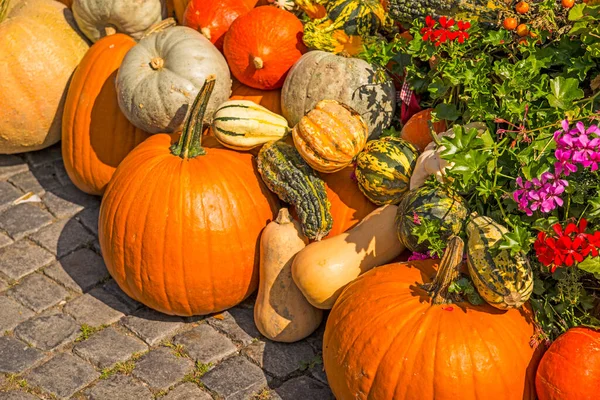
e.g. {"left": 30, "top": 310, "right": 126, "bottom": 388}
{"left": 458, "top": 21, "right": 471, "bottom": 31}
{"left": 439, "top": 16, "right": 455, "bottom": 28}
{"left": 587, "top": 231, "right": 600, "bottom": 257}
{"left": 421, "top": 16, "right": 470, "bottom": 45}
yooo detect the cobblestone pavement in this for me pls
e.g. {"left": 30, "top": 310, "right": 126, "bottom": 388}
{"left": 0, "top": 144, "right": 334, "bottom": 400}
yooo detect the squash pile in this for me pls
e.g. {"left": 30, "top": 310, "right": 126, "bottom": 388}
{"left": 4, "top": 1, "right": 556, "bottom": 398}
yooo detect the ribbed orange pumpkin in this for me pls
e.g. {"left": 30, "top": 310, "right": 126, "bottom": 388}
{"left": 62, "top": 34, "right": 151, "bottom": 196}
{"left": 230, "top": 80, "right": 282, "bottom": 115}
{"left": 293, "top": 100, "right": 368, "bottom": 173}
{"left": 324, "top": 237, "right": 541, "bottom": 400}
{"left": 223, "top": 6, "right": 307, "bottom": 90}
{"left": 322, "top": 167, "right": 377, "bottom": 237}
{"left": 98, "top": 77, "right": 278, "bottom": 316}
{"left": 401, "top": 108, "right": 448, "bottom": 152}
{"left": 536, "top": 327, "right": 600, "bottom": 400}
{"left": 183, "top": 0, "right": 251, "bottom": 51}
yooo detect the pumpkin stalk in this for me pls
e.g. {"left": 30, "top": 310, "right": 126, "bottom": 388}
{"left": 428, "top": 120, "right": 442, "bottom": 146}
{"left": 141, "top": 17, "right": 177, "bottom": 39}
{"left": 0, "top": 0, "right": 8, "bottom": 23}
{"left": 275, "top": 208, "right": 292, "bottom": 225}
{"left": 149, "top": 57, "right": 164, "bottom": 70}
{"left": 422, "top": 236, "right": 465, "bottom": 305}
{"left": 170, "top": 76, "right": 216, "bottom": 159}
{"left": 253, "top": 57, "right": 264, "bottom": 69}
{"left": 200, "top": 27, "right": 211, "bottom": 41}
{"left": 104, "top": 26, "right": 117, "bottom": 36}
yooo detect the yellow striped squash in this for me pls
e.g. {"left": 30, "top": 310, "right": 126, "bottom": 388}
{"left": 211, "top": 100, "right": 290, "bottom": 151}
{"left": 293, "top": 100, "right": 368, "bottom": 173}
{"left": 466, "top": 214, "right": 534, "bottom": 310}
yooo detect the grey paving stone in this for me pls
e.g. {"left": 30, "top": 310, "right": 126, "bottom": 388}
{"left": 8, "top": 162, "right": 63, "bottom": 195}
{"left": 0, "top": 204, "right": 53, "bottom": 240}
{"left": 310, "top": 365, "right": 329, "bottom": 385}
{"left": 163, "top": 383, "right": 212, "bottom": 400}
{"left": 207, "top": 308, "right": 261, "bottom": 346}
{"left": 121, "top": 308, "right": 184, "bottom": 346}
{"left": 242, "top": 340, "right": 316, "bottom": 378}
{"left": 43, "top": 248, "right": 108, "bottom": 293}
{"left": 0, "top": 336, "right": 44, "bottom": 374}
{"left": 132, "top": 348, "right": 194, "bottom": 390}
{"left": 76, "top": 207, "right": 99, "bottom": 236}
{"left": 52, "top": 162, "right": 71, "bottom": 187}
{"left": 0, "top": 155, "right": 28, "bottom": 180}
{"left": 0, "top": 240, "right": 54, "bottom": 280}
{"left": 14, "top": 313, "right": 79, "bottom": 351}
{"left": 42, "top": 185, "right": 100, "bottom": 219}
{"left": 173, "top": 323, "right": 237, "bottom": 364}
{"left": 0, "top": 391, "right": 41, "bottom": 400}
{"left": 0, "top": 232, "right": 12, "bottom": 248}
{"left": 103, "top": 280, "right": 143, "bottom": 312}
{"left": 74, "top": 327, "right": 147, "bottom": 369}
{"left": 29, "top": 219, "right": 94, "bottom": 257}
{"left": 274, "top": 376, "right": 334, "bottom": 400}
{"left": 8, "top": 274, "right": 68, "bottom": 313}
{"left": 201, "top": 356, "right": 268, "bottom": 400}
{"left": 63, "top": 288, "right": 133, "bottom": 327}
{"left": 0, "top": 295, "right": 34, "bottom": 332}
{"left": 0, "top": 182, "right": 22, "bottom": 212}
{"left": 25, "top": 144, "right": 62, "bottom": 168}
{"left": 85, "top": 375, "right": 153, "bottom": 400}
{"left": 26, "top": 352, "right": 99, "bottom": 399}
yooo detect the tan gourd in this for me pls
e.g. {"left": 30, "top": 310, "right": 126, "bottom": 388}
{"left": 254, "top": 208, "right": 323, "bottom": 342}
{"left": 292, "top": 205, "right": 405, "bottom": 309}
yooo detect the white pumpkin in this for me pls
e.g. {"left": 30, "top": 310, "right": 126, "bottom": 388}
{"left": 116, "top": 26, "right": 232, "bottom": 134}
{"left": 410, "top": 122, "right": 487, "bottom": 189}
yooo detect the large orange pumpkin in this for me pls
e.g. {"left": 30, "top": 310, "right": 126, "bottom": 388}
{"left": 223, "top": 6, "right": 307, "bottom": 90}
{"left": 536, "top": 326, "right": 600, "bottom": 400}
{"left": 324, "top": 237, "right": 541, "bottom": 400}
{"left": 183, "top": 0, "right": 251, "bottom": 51}
{"left": 322, "top": 167, "right": 377, "bottom": 238}
{"left": 401, "top": 108, "right": 448, "bottom": 152}
{"left": 98, "top": 77, "right": 278, "bottom": 316}
{"left": 230, "top": 80, "right": 282, "bottom": 115}
{"left": 62, "top": 34, "right": 151, "bottom": 196}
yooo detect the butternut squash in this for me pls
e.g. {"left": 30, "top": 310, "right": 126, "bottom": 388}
{"left": 292, "top": 205, "right": 405, "bottom": 309}
{"left": 254, "top": 208, "right": 323, "bottom": 342}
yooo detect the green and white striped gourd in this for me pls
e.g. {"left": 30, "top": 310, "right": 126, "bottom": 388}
{"left": 211, "top": 100, "right": 290, "bottom": 151}
{"left": 466, "top": 214, "right": 534, "bottom": 310}
{"left": 257, "top": 141, "right": 332, "bottom": 241}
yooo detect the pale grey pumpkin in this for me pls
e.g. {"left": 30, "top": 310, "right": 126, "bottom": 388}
{"left": 116, "top": 26, "right": 232, "bottom": 134}
{"left": 72, "top": 0, "right": 165, "bottom": 42}
{"left": 281, "top": 51, "right": 396, "bottom": 139}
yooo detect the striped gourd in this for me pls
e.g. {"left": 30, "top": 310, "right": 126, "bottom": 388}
{"left": 395, "top": 185, "right": 468, "bottom": 252}
{"left": 293, "top": 100, "right": 368, "bottom": 173}
{"left": 326, "top": 0, "right": 387, "bottom": 37}
{"left": 355, "top": 137, "right": 419, "bottom": 205}
{"left": 466, "top": 214, "right": 534, "bottom": 310}
{"left": 211, "top": 100, "right": 290, "bottom": 151}
{"left": 257, "top": 141, "right": 333, "bottom": 241}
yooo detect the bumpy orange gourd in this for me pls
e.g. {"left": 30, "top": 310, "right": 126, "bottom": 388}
{"left": 223, "top": 6, "right": 307, "bottom": 90}
{"left": 324, "top": 237, "right": 541, "bottom": 400}
{"left": 400, "top": 108, "right": 448, "bottom": 152}
{"left": 183, "top": 0, "right": 251, "bottom": 51}
{"left": 62, "top": 34, "right": 151, "bottom": 196}
{"left": 99, "top": 77, "right": 277, "bottom": 316}
{"left": 293, "top": 100, "right": 369, "bottom": 173}
{"left": 230, "top": 80, "right": 282, "bottom": 115}
{"left": 536, "top": 327, "right": 600, "bottom": 400}
{"left": 322, "top": 167, "right": 377, "bottom": 237}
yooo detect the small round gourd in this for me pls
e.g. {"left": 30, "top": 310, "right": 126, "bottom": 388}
{"left": 293, "top": 100, "right": 368, "bottom": 173}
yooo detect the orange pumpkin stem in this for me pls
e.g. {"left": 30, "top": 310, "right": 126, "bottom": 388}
{"left": 170, "top": 75, "right": 216, "bottom": 159}
{"left": 422, "top": 236, "right": 465, "bottom": 305}
{"left": 253, "top": 56, "right": 264, "bottom": 70}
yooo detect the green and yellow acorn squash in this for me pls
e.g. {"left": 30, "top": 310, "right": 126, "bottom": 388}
{"left": 257, "top": 141, "right": 333, "bottom": 241}
{"left": 355, "top": 137, "right": 419, "bottom": 205}
{"left": 395, "top": 185, "right": 468, "bottom": 252}
{"left": 466, "top": 214, "right": 534, "bottom": 310}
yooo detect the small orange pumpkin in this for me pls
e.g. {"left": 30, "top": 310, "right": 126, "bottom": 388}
{"left": 98, "top": 77, "right": 278, "bottom": 316}
{"left": 293, "top": 100, "right": 368, "bottom": 173}
{"left": 230, "top": 79, "right": 282, "bottom": 115}
{"left": 323, "top": 237, "right": 541, "bottom": 400}
{"left": 62, "top": 34, "right": 151, "bottom": 196}
{"left": 401, "top": 108, "right": 448, "bottom": 152}
{"left": 223, "top": 6, "right": 307, "bottom": 90}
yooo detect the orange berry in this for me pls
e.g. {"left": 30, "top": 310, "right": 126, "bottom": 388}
{"left": 562, "top": 0, "right": 575, "bottom": 7}
{"left": 516, "top": 24, "right": 529, "bottom": 37}
{"left": 516, "top": 1, "right": 530, "bottom": 14}
{"left": 503, "top": 17, "right": 518, "bottom": 30}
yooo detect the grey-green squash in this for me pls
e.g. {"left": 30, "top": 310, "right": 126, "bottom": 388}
{"left": 257, "top": 141, "right": 333, "bottom": 241}
{"left": 281, "top": 51, "right": 396, "bottom": 139}
{"left": 211, "top": 100, "right": 290, "bottom": 151}
{"left": 466, "top": 214, "right": 534, "bottom": 310}
{"left": 395, "top": 185, "right": 469, "bottom": 252}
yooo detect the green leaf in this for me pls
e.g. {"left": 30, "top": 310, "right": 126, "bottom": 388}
{"left": 578, "top": 257, "right": 600, "bottom": 274}
{"left": 546, "top": 77, "right": 585, "bottom": 110}
{"left": 434, "top": 103, "right": 460, "bottom": 121}
{"left": 568, "top": 3, "right": 588, "bottom": 21}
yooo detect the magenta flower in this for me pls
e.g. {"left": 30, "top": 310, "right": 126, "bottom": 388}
{"left": 407, "top": 251, "right": 439, "bottom": 261}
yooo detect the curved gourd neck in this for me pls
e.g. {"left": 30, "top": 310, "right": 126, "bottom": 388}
{"left": 0, "top": 0, "right": 9, "bottom": 24}
{"left": 422, "top": 236, "right": 465, "bottom": 305}
{"left": 170, "top": 76, "right": 216, "bottom": 160}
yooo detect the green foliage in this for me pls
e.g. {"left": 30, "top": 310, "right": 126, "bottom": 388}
{"left": 411, "top": 215, "right": 448, "bottom": 258}
{"left": 448, "top": 277, "right": 484, "bottom": 305}
{"left": 76, "top": 324, "right": 106, "bottom": 342}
